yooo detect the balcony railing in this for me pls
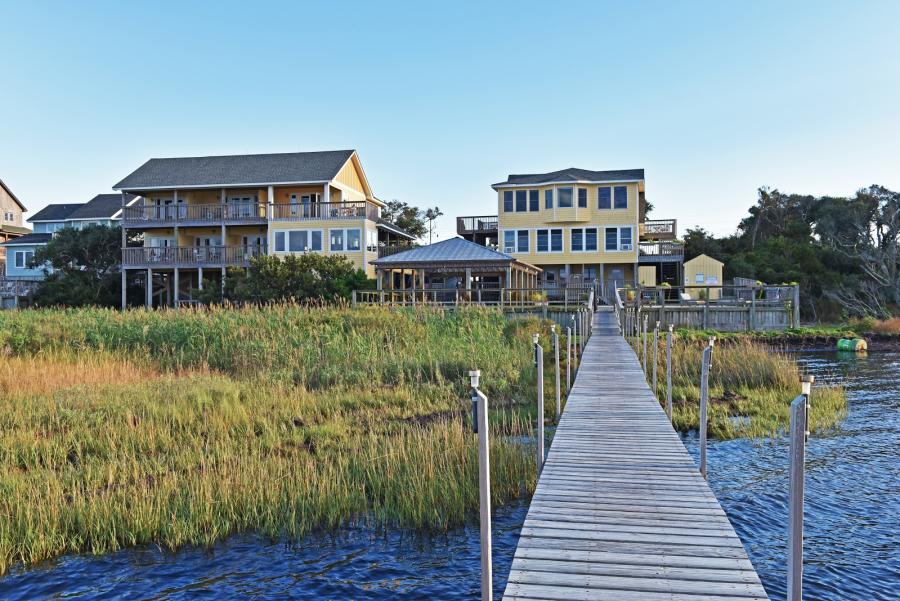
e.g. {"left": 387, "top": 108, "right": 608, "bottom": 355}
{"left": 122, "top": 202, "right": 267, "bottom": 225}
{"left": 639, "top": 219, "right": 677, "bottom": 240}
{"left": 271, "top": 201, "right": 378, "bottom": 222}
{"left": 457, "top": 215, "right": 498, "bottom": 234}
{"left": 377, "top": 244, "right": 416, "bottom": 258}
{"left": 639, "top": 241, "right": 684, "bottom": 257}
{"left": 122, "top": 245, "right": 267, "bottom": 267}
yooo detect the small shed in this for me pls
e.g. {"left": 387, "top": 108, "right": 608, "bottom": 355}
{"left": 684, "top": 254, "right": 724, "bottom": 299}
{"left": 371, "top": 237, "right": 541, "bottom": 292}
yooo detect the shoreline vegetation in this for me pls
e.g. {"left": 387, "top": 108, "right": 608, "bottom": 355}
{"left": 0, "top": 305, "right": 847, "bottom": 575}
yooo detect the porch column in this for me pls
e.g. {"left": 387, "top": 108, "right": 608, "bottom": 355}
{"left": 465, "top": 268, "right": 472, "bottom": 293}
{"left": 268, "top": 185, "right": 275, "bottom": 220}
{"left": 633, "top": 261, "right": 639, "bottom": 286}
{"left": 220, "top": 189, "right": 227, "bottom": 248}
{"left": 121, "top": 199, "right": 127, "bottom": 311}
{"left": 599, "top": 264, "right": 606, "bottom": 299}
{"left": 323, "top": 183, "right": 330, "bottom": 203}
{"left": 146, "top": 269, "right": 152, "bottom": 308}
{"left": 198, "top": 267, "right": 204, "bottom": 290}
{"left": 376, "top": 268, "right": 383, "bottom": 290}
{"left": 174, "top": 267, "right": 180, "bottom": 306}
{"left": 121, "top": 269, "right": 127, "bottom": 310}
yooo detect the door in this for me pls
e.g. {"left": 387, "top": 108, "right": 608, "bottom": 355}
{"left": 194, "top": 236, "right": 222, "bottom": 262}
{"left": 242, "top": 235, "right": 265, "bottom": 259}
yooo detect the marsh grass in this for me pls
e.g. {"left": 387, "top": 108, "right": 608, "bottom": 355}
{"left": 0, "top": 306, "right": 558, "bottom": 574}
{"left": 632, "top": 336, "right": 847, "bottom": 438}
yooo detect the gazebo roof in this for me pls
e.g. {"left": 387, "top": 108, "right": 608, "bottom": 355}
{"left": 372, "top": 237, "right": 540, "bottom": 273}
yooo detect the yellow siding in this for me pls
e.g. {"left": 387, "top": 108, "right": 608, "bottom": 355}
{"left": 267, "top": 219, "right": 375, "bottom": 277}
{"left": 335, "top": 158, "right": 367, "bottom": 196}
{"left": 684, "top": 254, "right": 724, "bottom": 299}
{"left": 638, "top": 266, "right": 657, "bottom": 286}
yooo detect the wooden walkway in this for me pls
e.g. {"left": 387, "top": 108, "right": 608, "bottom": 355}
{"left": 502, "top": 309, "right": 770, "bottom": 600}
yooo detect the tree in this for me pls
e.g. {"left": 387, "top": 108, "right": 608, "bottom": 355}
{"left": 639, "top": 194, "right": 654, "bottom": 223}
{"left": 423, "top": 206, "right": 443, "bottom": 244}
{"left": 217, "top": 254, "right": 371, "bottom": 303}
{"left": 381, "top": 200, "right": 427, "bottom": 239}
{"left": 682, "top": 227, "right": 724, "bottom": 262}
{"left": 30, "top": 224, "right": 130, "bottom": 307}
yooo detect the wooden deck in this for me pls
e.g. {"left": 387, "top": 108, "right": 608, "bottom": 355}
{"left": 502, "top": 309, "right": 770, "bottom": 600}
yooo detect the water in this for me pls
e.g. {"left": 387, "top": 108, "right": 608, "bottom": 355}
{"left": 2, "top": 351, "right": 897, "bottom": 600}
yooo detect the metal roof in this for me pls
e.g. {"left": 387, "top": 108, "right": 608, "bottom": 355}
{"left": 493, "top": 168, "right": 644, "bottom": 187}
{"left": 114, "top": 150, "right": 356, "bottom": 190}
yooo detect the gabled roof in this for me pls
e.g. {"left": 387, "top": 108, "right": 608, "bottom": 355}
{"left": 0, "top": 232, "right": 51, "bottom": 246}
{"left": 28, "top": 203, "right": 82, "bottom": 222}
{"left": 69, "top": 193, "right": 135, "bottom": 219}
{"left": 0, "top": 178, "right": 27, "bottom": 211}
{"left": 493, "top": 168, "right": 645, "bottom": 188}
{"left": 114, "top": 150, "right": 357, "bottom": 190}
{"left": 375, "top": 218, "right": 417, "bottom": 241}
{"left": 373, "top": 237, "right": 519, "bottom": 265}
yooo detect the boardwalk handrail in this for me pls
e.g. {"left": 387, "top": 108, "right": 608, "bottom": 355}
{"left": 354, "top": 286, "right": 595, "bottom": 309}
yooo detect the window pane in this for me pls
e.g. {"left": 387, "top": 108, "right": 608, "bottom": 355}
{"left": 311, "top": 231, "right": 322, "bottom": 251}
{"left": 504, "top": 231, "right": 516, "bottom": 252}
{"left": 586, "top": 228, "right": 598, "bottom": 251}
{"left": 517, "top": 230, "right": 529, "bottom": 252}
{"left": 347, "top": 229, "right": 361, "bottom": 251}
{"left": 289, "top": 230, "right": 307, "bottom": 251}
{"left": 551, "top": 229, "right": 563, "bottom": 252}
{"left": 15, "top": 252, "right": 23, "bottom": 267}
{"left": 330, "top": 229, "right": 344, "bottom": 251}
{"left": 25, "top": 252, "right": 33, "bottom": 264}
{"left": 275, "top": 231, "right": 285, "bottom": 252}
{"left": 695, "top": 273, "right": 705, "bottom": 284}
{"left": 544, "top": 189, "right": 553, "bottom": 209}
{"left": 605, "top": 227, "right": 617, "bottom": 251}
{"left": 515, "top": 190, "right": 527, "bottom": 212}
{"left": 619, "top": 227, "right": 632, "bottom": 248}
{"left": 529, "top": 189, "right": 539, "bottom": 211}
{"left": 614, "top": 186, "right": 628, "bottom": 209}
{"left": 577, "top": 188, "right": 587, "bottom": 208}
{"left": 558, "top": 187, "right": 573, "bottom": 208}
{"left": 537, "top": 229, "right": 549, "bottom": 252}
{"left": 503, "top": 191, "right": 513, "bottom": 212}
{"left": 598, "top": 186, "right": 611, "bottom": 209}
{"left": 572, "top": 229, "right": 583, "bottom": 252}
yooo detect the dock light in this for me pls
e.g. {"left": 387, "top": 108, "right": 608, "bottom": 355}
{"left": 469, "top": 370, "right": 481, "bottom": 389}
{"left": 668, "top": 323, "right": 674, "bottom": 332}
{"left": 532, "top": 333, "right": 540, "bottom": 345}
{"left": 801, "top": 375, "right": 815, "bottom": 397}
{"left": 709, "top": 336, "right": 716, "bottom": 348}
{"left": 550, "top": 324, "right": 556, "bottom": 333}
{"left": 656, "top": 320, "right": 660, "bottom": 329}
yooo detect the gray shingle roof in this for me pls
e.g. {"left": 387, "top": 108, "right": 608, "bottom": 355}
{"left": 28, "top": 203, "right": 82, "bottom": 222}
{"left": 68, "top": 194, "right": 134, "bottom": 219}
{"left": 373, "top": 237, "right": 517, "bottom": 265}
{"left": 1, "top": 232, "right": 51, "bottom": 246}
{"left": 114, "top": 150, "right": 356, "bottom": 190}
{"left": 493, "top": 168, "right": 644, "bottom": 187}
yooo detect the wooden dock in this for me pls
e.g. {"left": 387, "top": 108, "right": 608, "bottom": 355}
{"left": 502, "top": 309, "right": 770, "bottom": 600}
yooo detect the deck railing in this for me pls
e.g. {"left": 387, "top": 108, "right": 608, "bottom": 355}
{"left": 638, "top": 241, "right": 684, "bottom": 257}
{"left": 456, "top": 215, "right": 499, "bottom": 234}
{"left": 271, "top": 201, "right": 378, "bottom": 222}
{"left": 377, "top": 244, "right": 416, "bottom": 258}
{"left": 122, "top": 245, "right": 267, "bottom": 267}
{"left": 122, "top": 202, "right": 267, "bottom": 224}
{"left": 353, "top": 286, "right": 595, "bottom": 310}
{"left": 639, "top": 218, "right": 677, "bottom": 240}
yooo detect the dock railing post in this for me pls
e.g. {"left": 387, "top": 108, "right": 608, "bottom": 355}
{"left": 699, "top": 337, "right": 715, "bottom": 479}
{"left": 469, "top": 370, "right": 492, "bottom": 601}
{"left": 788, "top": 375, "right": 814, "bottom": 601}
{"left": 652, "top": 321, "right": 659, "bottom": 397}
{"left": 552, "top": 325, "right": 561, "bottom": 422}
{"left": 533, "top": 334, "right": 545, "bottom": 476}
{"left": 642, "top": 315, "right": 648, "bottom": 375}
{"left": 666, "top": 324, "right": 673, "bottom": 421}
{"left": 566, "top": 325, "right": 572, "bottom": 395}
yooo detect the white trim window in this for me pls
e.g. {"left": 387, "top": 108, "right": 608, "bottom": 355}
{"left": 515, "top": 190, "right": 528, "bottom": 212}
{"left": 274, "top": 229, "right": 323, "bottom": 252}
{"left": 366, "top": 229, "right": 378, "bottom": 252}
{"left": 604, "top": 226, "right": 634, "bottom": 251}
{"left": 536, "top": 228, "right": 563, "bottom": 253}
{"left": 14, "top": 250, "right": 34, "bottom": 268}
{"left": 3, "top": 211, "right": 13, "bottom": 222}
{"left": 503, "top": 229, "right": 529, "bottom": 253}
{"left": 557, "top": 187, "right": 573, "bottom": 208}
{"left": 614, "top": 185, "right": 628, "bottom": 209}
{"left": 544, "top": 189, "right": 553, "bottom": 209}
{"left": 570, "top": 227, "right": 598, "bottom": 252}
{"left": 330, "top": 228, "right": 362, "bottom": 251}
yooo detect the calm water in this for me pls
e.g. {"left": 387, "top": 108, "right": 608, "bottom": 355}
{"left": 2, "top": 352, "right": 897, "bottom": 600}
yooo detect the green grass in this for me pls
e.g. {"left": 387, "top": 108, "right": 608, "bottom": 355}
{"left": 0, "top": 306, "right": 569, "bottom": 574}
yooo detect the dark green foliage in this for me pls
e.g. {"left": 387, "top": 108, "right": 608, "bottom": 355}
{"left": 381, "top": 200, "right": 427, "bottom": 239}
{"left": 221, "top": 254, "right": 372, "bottom": 303}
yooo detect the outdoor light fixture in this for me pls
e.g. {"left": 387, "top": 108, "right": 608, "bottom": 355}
{"left": 469, "top": 370, "right": 481, "bottom": 389}
{"left": 532, "top": 333, "right": 540, "bottom": 345}
{"left": 709, "top": 336, "right": 716, "bottom": 348}
{"left": 551, "top": 324, "right": 556, "bottom": 333}
{"left": 801, "top": 375, "right": 815, "bottom": 396}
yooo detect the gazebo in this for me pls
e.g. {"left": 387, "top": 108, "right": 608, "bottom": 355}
{"left": 371, "top": 237, "right": 541, "bottom": 297}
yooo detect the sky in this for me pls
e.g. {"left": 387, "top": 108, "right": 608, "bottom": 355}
{"left": 1, "top": 1, "right": 899, "bottom": 241}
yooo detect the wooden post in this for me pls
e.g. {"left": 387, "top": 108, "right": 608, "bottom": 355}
{"left": 666, "top": 324, "right": 673, "bottom": 421}
{"left": 749, "top": 288, "right": 757, "bottom": 331}
{"left": 699, "top": 341, "right": 713, "bottom": 479}
{"left": 121, "top": 269, "right": 127, "bottom": 310}
{"left": 146, "top": 268, "right": 152, "bottom": 308}
{"left": 566, "top": 326, "right": 572, "bottom": 394}
{"left": 788, "top": 375, "right": 813, "bottom": 601}
{"left": 642, "top": 315, "right": 648, "bottom": 375}
{"left": 703, "top": 288, "right": 710, "bottom": 329}
{"left": 652, "top": 321, "right": 659, "bottom": 397}
{"left": 552, "top": 325, "right": 561, "bottom": 422}
{"left": 792, "top": 284, "right": 801, "bottom": 328}
{"left": 469, "top": 370, "right": 492, "bottom": 601}
{"left": 534, "top": 335, "right": 544, "bottom": 476}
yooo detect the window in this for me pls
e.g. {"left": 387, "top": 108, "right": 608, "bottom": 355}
{"left": 605, "top": 227, "right": 618, "bottom": 251}
{"left": 515, "top": 190, "right": 527, "bottom": 212}
{"left": 346, "top": 229, "right": 361, "bottom": 251}
{"left": 277, "top": 229, "right": 323, "bottom": 252}
{"left": 544, "top": 189, "right": 553, "bottom": 209}
{"left": 503, "top": 191, "right": 513, "bottom": 212}
{"left": 3, "top": 211, "right": 13, "bottom": 222}
{"left": 614, "top": 186, "right": 628, "bottom": 209}
{"left": 537, "top": 229, "right": 562, "bottom": 252}
{"left": 14, "top": 251, "right": 33, "bottom": 268}
{"left": 619, "top": 226, "right": 632, "bottom": 249}
{"left": 330, "top": 229, "right": 344, "bottom": 251}
{"left": 571, "top": 228, "right": 598, "bottom": 252}
{"left": 695, "top": 273, "right": 705, "bottom": 284}
{"left": 598, "top": 186, "right": 611, "bottom": 209}
{"left": 577, "top": 188, "right": 587, "bottom": 208}
{"left": 504, "top": 229, "right": 529, "bottom": 253}
{"left": 529, "top": 190, "right": 539, "bottom": 212}
{"left": 366, "top": 229, "right": 378, "bottom": 252}
{"left": 275, "top": 231, "right": 286, "bottom": 252}
{"left": 557, "top": 187, "right": 573, "bottom": 208}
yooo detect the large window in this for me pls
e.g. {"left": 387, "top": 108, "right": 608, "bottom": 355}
{"left": 503, "top": 229, "right": 530, "bottom": 253}
{"left": 330, "top": 229, "right": 344, "bottom": 251}
{"left": 275, "top": 229, "right": 323, "bottom": 252}
{"left": 330, "top": 228, "right": 361, "bottom": 251}
{"left": 14, "top": 250, "right": 33, "bottom": 268}
{"left": 515, "top": 190, "right": 527, "bottom": 212}
{"left": 503, "top": 191, "right": 513, "bottom": 212}
{"left": 605, "top": 227, "right": 618, "bottom": 251}
{"left": 529, "top": 190, "right": 539, "bottom": 212}
{"left": 557, "top": 187, "right": 573, "bottom": 208}
{"left": 604, "top": 226, "right": 633, "bottom": 251}
{"left": 598, "top": 186, "right": 611, "bottom": 209}
{"left": 571, "top": 227, "right": 598, "bottom": 252}
{"left": 614, "top": 186, "right": 628, "bottom": 209}
{"left": 577, "top": 188, "right": 587, "bottom": 208}
{"left": 537, "top": 228, "right": 562, "bottom": 252}
{"left": 544, "top": 189, "right": 553, "bottom": 209}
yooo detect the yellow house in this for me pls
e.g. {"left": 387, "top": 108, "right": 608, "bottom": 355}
{"left": 114, "top": 150, "right": 414, "bottom": 308}
{"left": 684, "top": 254, "right": 725, "bottom": 299}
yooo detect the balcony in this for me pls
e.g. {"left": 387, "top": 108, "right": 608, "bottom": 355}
{"left": 271, "top": 201, "right": 378, "bottom": 222}
{"left": 122, "top": 245, "right": 267, "bottom": 268}
{"left": 638, "top": 241, "right": 684, "bottom": 263}
{"left": 639, "top": 219, "right": 677, "bottom": 241}
{"left": 457, "top": 215, "right": 498, "bottom": 236}
{"left": 122, "top": 203, "right": 267, "bottom": 227}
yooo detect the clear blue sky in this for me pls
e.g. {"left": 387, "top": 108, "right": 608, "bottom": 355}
{"left": 2, "top": 1, "right": 898, "bottom": 240}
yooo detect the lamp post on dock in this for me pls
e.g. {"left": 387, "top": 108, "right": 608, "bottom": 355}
{"left": 469, "top": 370, "right": 492, "bottom": 601}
